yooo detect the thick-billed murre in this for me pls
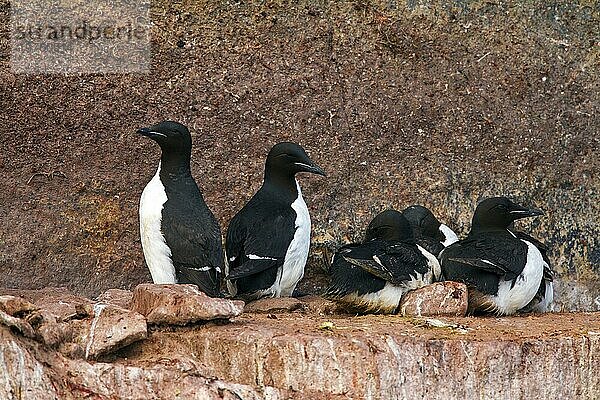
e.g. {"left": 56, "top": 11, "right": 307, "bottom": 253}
{"left": 440, "top": 197, "right": 547, "bottom": 315}
{"left": 138, "top": 121, "right": 224, "bottom": 297}
{"left": 326, "top": 210, "right": 441, "bottom": 314}
{"left": 225, "top": 142, "right": 325, "bottom": 301}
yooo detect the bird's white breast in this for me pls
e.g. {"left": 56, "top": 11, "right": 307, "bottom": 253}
{"left": 139, "top": 163, "right": 176, "bottom": 284}
{"left": 492, "top": 240, "right": 545, "bottom": 315}
{"left": 275, "top": 180, "right": 310, "bottom": 296}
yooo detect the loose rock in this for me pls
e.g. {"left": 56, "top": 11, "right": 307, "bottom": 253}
{"left": 131, "top": 284, "right": 244, "bottom": 325}
{"left": 75, "top": 303, "right": 147, "bottom": 360}
{"left": 33, "top": 294, "right": 93, "bottom": 322}
{"left": 0, "top": 309, "right": 35, "bottom": 338}
{"left": 298, "top": 295, "right": 340, "bottom": 315}
{"left": 400, "top": 281, "right": 468, "bottom": 317}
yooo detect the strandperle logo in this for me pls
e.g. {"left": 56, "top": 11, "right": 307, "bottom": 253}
{"left": 11, "top": 0, "right": 150, "bottom": 74}
{"left": 13, "top": 20, "right": 147, "bottom": 43}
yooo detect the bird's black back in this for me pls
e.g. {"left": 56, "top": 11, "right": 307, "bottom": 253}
{"left": 226, "top": 184, "right": 297, "bottom": 296}
{"left": 415, "top": 237, "right": 445, "bottom": 258}
{"left": 440, "top": 230, "right": 528, "bottom": 296}
{"left": 327, "top": 239, "right": 429, "bottom": 297}
{"left": 160, "top": 171, "right": 224, "bottom": 296}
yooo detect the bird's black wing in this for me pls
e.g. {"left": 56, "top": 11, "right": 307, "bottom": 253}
{"left": 440, "top": 232, "right": 529, "bottom": 295}
{"left": 341, "top": 241, "right": 428, "bottom": 284}
{"left": 415, "top": 237, "right": 445, "bottom": 258}
{"left": 160, "top": 193, "right": 224, "bottom": 296}
{"left": 326, "top": 243, "right": 387, "bottom": 298}
{"left": 225, "top": 197, "right": 296, "bottom": 291}
{"left": 451, "top": 233, "right": 528, "bottom": 280}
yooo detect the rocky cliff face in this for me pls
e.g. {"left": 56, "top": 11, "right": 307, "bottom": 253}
{"left": 1, "top": 287, "right": 599, "bottom": 399}
{"left": 0, "top": 0, "right": 598, "bottom": 309}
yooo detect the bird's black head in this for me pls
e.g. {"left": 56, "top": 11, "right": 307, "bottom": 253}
{"left": 472, "top": 197, "right": 544, "bottom": 231}
{"left": 137, "top": 121, "right": 192, "bottom": 155}
{"left": 364, "top": 210, "right": 414, "bottom": 243}
{"left": 401, "top": 205, "right": 442, "bottom": 239}
{"left": 264, "top": 142, "right": 326, "bottom": 181}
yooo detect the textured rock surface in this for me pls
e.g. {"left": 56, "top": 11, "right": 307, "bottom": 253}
{"left": 0, "top": 295, "right": 37, "bottom": 316}
{"left": 244, "top": 297, "right": 305, "bottom": 314}
{"left": 96, "top": 288, "right": 134, "bottom": 310}
{"left": 0, "top": 309, "right": 35, "bottom": 338}
{"left": 76, "top": 304, "right": 147, "bottom": 360}
{"left": 0, "top": 289, "right": 147, "bottom": 360}
{"left": 121, "top": 312, "right": 600, "bottom": 400}
{"left": 0, "top": 285, "right": 599, "bottom": 399}
{"left": 297, "top": 295, "right": 340, "bottom": 315}
{"left": 0, "top": 1, "right": 598, "bottom": 312}
{"left": 400, "top": 281, "right": 468, "bottom": 317}
{"left": 131, "top": 284, "right": 244, "bottom": 325}
{"left": 0, "top": 326, "right": 285, "bottom": 400}
{"left": 33, "top": 294, "right": 93, "bottom": 322}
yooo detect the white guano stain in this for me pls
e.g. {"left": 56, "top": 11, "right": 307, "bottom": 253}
{"left": 85, "top": 303, "right": 108, "bottom": 360}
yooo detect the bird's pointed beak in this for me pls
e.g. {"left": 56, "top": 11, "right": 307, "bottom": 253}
{"left": 294, "top": 161, "right": 326, "bottom": 177}
{"left": 137, "top": 126, "right": 167, "bottom": 138}
{"left": 137, "top": 127, "right": 152, "bottom": 137}
{"left": 509, "top": 205, "right": 544, "bottom": 219}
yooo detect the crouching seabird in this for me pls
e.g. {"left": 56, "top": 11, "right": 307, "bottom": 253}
{"left": 401, "top": 205, "right": 459, "bottom": 257}
{"left": 440, "top": 197, "right": 547, "bottom": 315}
{"left": 326, "top": 210, "right": 441, "bottom": 314}
{"left": 138, "top": 121, "right": 224, "bottom": 297}
{"left": 225, "top": 142, "right": 325, "bottom": 301}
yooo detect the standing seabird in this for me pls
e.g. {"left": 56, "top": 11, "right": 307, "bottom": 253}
{"left": 225, "top": 142, "right": 325, "bottom": 301}
{"left": 138, "top": 121, "right": 224, "bottom": 297}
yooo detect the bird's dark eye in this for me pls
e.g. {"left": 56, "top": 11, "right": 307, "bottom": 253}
{"left": 497, "top": 204, "right": 508, "bottom": 211}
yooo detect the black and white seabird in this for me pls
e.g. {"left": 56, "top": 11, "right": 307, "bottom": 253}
{"left": 440, "top": 197, "right": 547, "bottom": 315}
{"left": 401, "top": 205, "right": 459, "bottom": 257}
{"left": 326, "top": 210, "right": 441, "bottom": 314}
{"left": 138, "top": 121, "right": 224, "bottom": 297}
{"left": 225, "top": 142, "right": 325, "bottom": 301}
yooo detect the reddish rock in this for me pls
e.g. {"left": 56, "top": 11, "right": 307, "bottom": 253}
{"left": 26, "top": 309, "right": 71, "bottom": 348}
{"left": 131, "top": 284, "right": 244, "bottom": 325}
{"left": 33, "top": 294, "right": 93, "bottom": 322}
{"left": 400, "top": 281, "right": 468, "bottom": 317}
{"left": 2, "top": 305, "right": 600, "bottom": 399}
{"left": 0, "top": 287, "right": 72, "bottom": 303}
{"left": 0, "top": 325, "right": 285, "bottom": 400}
{"left": 0, "top": 295, "right": 37, "bottom": 316}
{"left": 74, "top": 303, "right": 147, "bottom": 360}
{"left": 96, "top": 289, "right": 134, "bottom": 310}
{"left": 0, "top": 309, "right": 35, "bottom": 338}
{"left": 244, "top": 297, "right": 305, "bottom": 313}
